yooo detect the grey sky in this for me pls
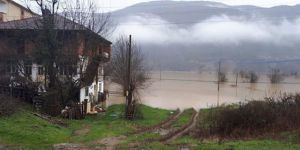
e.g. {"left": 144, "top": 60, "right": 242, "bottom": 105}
{"left": 95, "top": 0, "right": 300, "bottom": 11}
{"left": 16, "top": 0, "right": 300, "bottom": 12}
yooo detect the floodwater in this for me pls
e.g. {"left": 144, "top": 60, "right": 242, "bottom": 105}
{"left": 107, "top": 71, "right": 300, "bottom": 110}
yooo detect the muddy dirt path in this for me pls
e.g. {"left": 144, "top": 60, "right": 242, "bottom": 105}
{"left": 130, "top": 110, "right": 182, "bottom": 135}
{"left": 162, "top": 111, "right": 199, "bottom": 143}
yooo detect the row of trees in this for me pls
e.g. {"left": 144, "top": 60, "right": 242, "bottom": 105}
{"left": 217, "top": 68, "right": 285, "bottom": 84}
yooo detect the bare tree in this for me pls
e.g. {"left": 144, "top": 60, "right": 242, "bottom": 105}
{"left": 242, "top": 71, "right": 259, "bottom": 83}
{"left": 249, "top": 71, "right": 259, "bottom": 83}
{"left": 268, "top": 69, "right": 284, "bottom": 84}
{"left": 217, "top": 61, "right": 227, "bottom": 83}
{"left": 63, "top": 0, "right": 114, "bottom": 38}
{"left": 109, "top": 35, "right": 150, "bottom": 119}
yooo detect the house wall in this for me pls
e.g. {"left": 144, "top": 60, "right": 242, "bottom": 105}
{"left": 0, "top": 0, "right": 35, "bottom": 22}
{"left": 79, "top": 66, "right": 105, "bottom": 103}
{"left": 0, "top": 30, "right": 111, "bottom": 113}
{"left": 32, "top": 63, "right": 38, "bottom": 81}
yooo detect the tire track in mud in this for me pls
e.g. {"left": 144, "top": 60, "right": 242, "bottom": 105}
{"left": 160, "top": 110, "right": 199, "bottom": 143}
{"left": 129, "top": 109, "right": 182, "bottom": 135}
{"left": 129, "top": 109, "right": 199, "bottom": 148}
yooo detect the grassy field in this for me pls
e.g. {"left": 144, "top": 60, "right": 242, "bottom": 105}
{"left": 0, "top": 104, "right": 172, "bottom": 149}
{"left": 0, "top": 104, "right": 300, "bottom": 150}
{"left": 133, "top": 135, "right": 300, "bottom": 150}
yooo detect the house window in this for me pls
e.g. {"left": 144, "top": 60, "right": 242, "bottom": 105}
{"left": 45, "top": 67, "right": 48, "bottom": 75}
{"left": 59, "top": 65, "right": 65, "bottom": 75}
{"left": 25, "top": 65, "right": 32, "bottom": 75}
{"left": 5, "top": 61, "right": 10, "bottom": 73}
{"left": 20, "top": 10, "right": 24, "bottom": 19}
{"left": 38, "top": 67, "right": 44, "bottom": 75}
{"left": 7, "top": 61, "right": 17, "bottom": 74}
{"left": 11, "top": 65, "right": 17, "bottom": 74}
{"left": 0, "top": 13, "right": 3, "bottom": 22}
{"left": 85, "top": 87, "right": 89, "bottom": 96}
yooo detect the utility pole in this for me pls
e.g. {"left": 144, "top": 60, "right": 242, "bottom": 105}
{"left": 235, "top": 72, "right": 238, "bottom": 87}
{"left": 217, "top": 61, "right": 221, "bottom": 107}
{"left": 126, "top": 35, "right": 132, "bottom": 118}
{"left": 127, "top": 35, "right": 132, "bottom": 93}
{"left": 159, "top": 63, "right": 162, "bottom": 80}
{"left": 10, "top": 66, "right": 13, "bottom": 98}
{"left": 217, "top": 61, "right": 221, "bottom": 92}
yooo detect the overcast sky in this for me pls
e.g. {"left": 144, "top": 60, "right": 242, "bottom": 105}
{"left": 17, "top": 0, "right": 300, "bottom": 12}
{"left": 95, "top": 0, "right": 300, "bottom": 11}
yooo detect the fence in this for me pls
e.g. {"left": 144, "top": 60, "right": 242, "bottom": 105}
{"left": 0, "top": 85, "right": 87, "bottom": 119}
{"left": 0, "top": 85, "right": 36, "bottom": 103}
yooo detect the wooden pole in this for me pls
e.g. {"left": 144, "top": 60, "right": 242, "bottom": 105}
{"left": 127, "top": 35, "right": 132, "bottom": 95}
{"left": 217, "top": 61, "right": 221, "bottom": 107}
{"left": 236, "top": 72, "right": 238, "bottom": 87}
{"left": 160, "top": 64, "right": 162, "bottom": 80}
{"left": 126, "top": 35, "right": 132, "bottom": 118}
{"left": 217, "top": 61, "right": 221, "bottom": 92}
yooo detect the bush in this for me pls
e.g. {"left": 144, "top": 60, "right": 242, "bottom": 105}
{"left": 0, "top": 95, "right": 19, "bottom": 117}
{"left": 41, "top": 90, "right": 63, "bottom": 117}
{"left": 219, "top": 72, "right": 227, "bottom": 82}
{"left": 249, "top": 72, "right": 259, "bottom": 83}
{"left": 196, "top": 94, "right": 300, "bottom": 138}
{"left": 268, "top": 69, "right": 284, "bottom": 83}
{"left": 240, "top": 71, "right": 259, "bottom": 83}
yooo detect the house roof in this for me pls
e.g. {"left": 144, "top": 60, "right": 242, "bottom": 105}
{"left": 0, "top": 15, "right": 112, "bottom": 45}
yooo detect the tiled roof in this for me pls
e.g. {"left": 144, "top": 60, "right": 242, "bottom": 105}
{"left": 0, "top": 15, "right": 112, "bottom": 44}
{"left": 0, "top": 15, "right": 84, "bottom": 30}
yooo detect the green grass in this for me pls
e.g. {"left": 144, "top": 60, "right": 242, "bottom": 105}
{"left": 0, "top": 109, "right": 70, "bottom": 150}
{"left": 171, "top": 108, "right": 195, "bottom": 128}
{"left": 194, "top": 140, "right": 300, "bottom": 150}
{"left": 0, "top": 104, "right": 172, "bottom": 150}
{"left": 135, "top": 138, "right": 300, "bottom": 150}
{"left": 1, "top": 104, "right": 300, "bottom": 150}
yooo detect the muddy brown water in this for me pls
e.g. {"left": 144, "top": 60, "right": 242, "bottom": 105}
{"left": 107, "top": 71, "right": 300, "bottom": 110}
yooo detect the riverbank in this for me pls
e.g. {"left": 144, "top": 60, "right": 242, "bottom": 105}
{"left": 0, "top": 103, "right": 300, "bottom": 149}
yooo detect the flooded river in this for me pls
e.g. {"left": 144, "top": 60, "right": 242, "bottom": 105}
{"left": 107, "top": 71, "right": 300, "bottom": 110}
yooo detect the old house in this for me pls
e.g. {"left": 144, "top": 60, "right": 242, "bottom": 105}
{"left": 0, "top": 0, "right": 36, "bottom": 22}
{"left": 0, "top": 15, "right": 112, "bottom": 114}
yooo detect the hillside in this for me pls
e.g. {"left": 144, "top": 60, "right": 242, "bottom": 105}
{"left": 110, "top": 1, "right": 300, "bottom": 71}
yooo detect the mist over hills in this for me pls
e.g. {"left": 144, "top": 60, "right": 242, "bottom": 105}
{"left": 110, "top": 1, "right": 300, "bottom": 72}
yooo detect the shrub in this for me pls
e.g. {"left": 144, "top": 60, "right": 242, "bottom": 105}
{"left": 196, "top": 94, "right": 300, "bottom": 138}
{"left": 0, "top": 95, "right": 19, "bottom": 117}
{"left": 41, "top": 90, "right": 63, "bottom": 117}
{"left": 268, "top": 69, "right": 284, "bottom": 83}
{"left": 249, "top": 72, "right": 259, "bottom": 83}
{"left": 240, "top": 71, "right": 259, "bottom": 83}
{"left": 219, "top": 72, "right": 227, "bottom": 82}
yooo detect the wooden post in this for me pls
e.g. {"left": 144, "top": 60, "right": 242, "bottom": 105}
{"left": 217, "top": 61, "right": 221, "bottom": 107}
{"left": 126, "top": 35, "right": 132, "bottom": 119}
{"left": 217, "top": 61, "right": 221, "bottom": 92}
{"left": 83, "top": 99, "right": 88, "bottom": 115}
{"left": 236, "top": 72, "right": 238, "bottom": 87}
{"left": 160, "top": 64, "right": 162, "bottom": 80}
